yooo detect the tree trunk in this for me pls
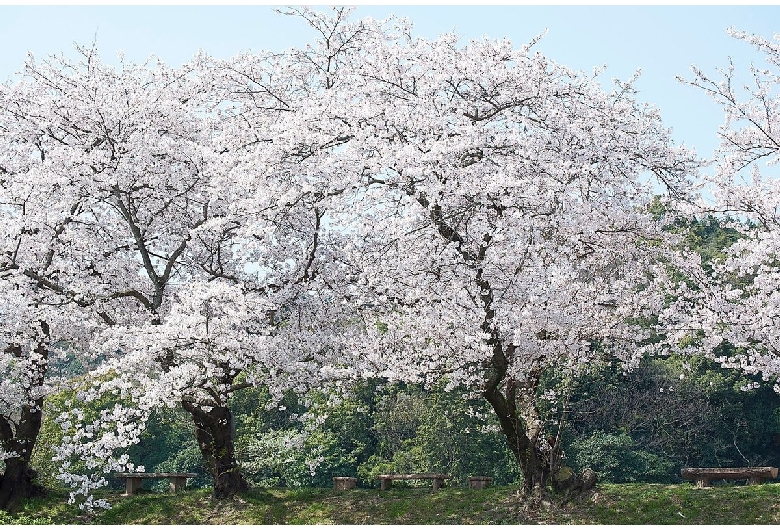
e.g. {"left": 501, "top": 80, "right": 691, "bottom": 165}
{"left": 0, "top": 339, "right": 47, "bottom": 511}
{"left": 181, "top": 400, "right": 248, "bottom": 499}
{"left": 0, "top": 405, "right": 44, "bottom": 511}
{"left": 482, "top": 343, "right": 596, "bottom": 498}
{"left": 0, "top": 458, "right": 41, "bottom": 512}
{"left": 482, "top": 341, "right": 549, "bottom": 497}
{"left": 482, "top": 381, "right": 547, "bottom": 497}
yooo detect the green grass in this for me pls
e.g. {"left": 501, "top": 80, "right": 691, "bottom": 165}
{"left": 3, "top": 482, "right": 780, "bottom": 524}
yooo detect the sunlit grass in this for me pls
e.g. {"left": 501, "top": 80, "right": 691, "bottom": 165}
{"left": 4, "top": 482, "right": 780, "bottom": 524}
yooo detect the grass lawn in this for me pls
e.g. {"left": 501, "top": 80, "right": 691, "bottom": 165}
{"left": 3, "top": 482, "right": 780, "bottom": 524}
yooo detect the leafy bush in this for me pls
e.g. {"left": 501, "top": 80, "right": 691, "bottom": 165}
{"left": 567, "top": 431, "right": 675, "bottom": 484}
{"left": 566, "top": 354, "right": 780, "bottom": 481}
{"left": 357, "top": 385, "right": 519, "bottom": 487}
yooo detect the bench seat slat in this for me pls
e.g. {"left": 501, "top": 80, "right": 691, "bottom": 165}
{"left": 114, "top": 472, "right": 197, "bottom": 496}
{"left": 115, "top": 473, "right": 198, "bottom": 479}
{"left": 681, "top": 467, "right": 778, "bottom": 487}
{"left": 377, "top": 473, "right": 451, "bottom": 492}
{"left": 377, "top": 474, "right": 450, "bottom": 480}
{"left": 681, "top": 467, "right": 777, "bottom": 479}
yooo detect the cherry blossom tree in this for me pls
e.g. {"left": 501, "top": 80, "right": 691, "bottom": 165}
{"left": 666, "top": 30, "right": 780, "bottom": 387}
{"left": 0, "top": 60, "right": 110, "bottom": 509}
{"left": 270, "top": 9, "right": 699, "bottom": 496}
{"left": 0, "top": 46, "right": 246, "bottom": 505}
{"left": 2, "top": 37, "right": 365, "bottom": 504}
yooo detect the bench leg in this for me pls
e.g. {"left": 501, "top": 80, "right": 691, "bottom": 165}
{"left": 748, "top": 477, "right": 764, "bottom": 486}
{"left": 125, "top": 477, "right": 143, "bottom": 496}
{"left": 432, "top": 478, "right": 443, "bottom": 492}
{"left": 170, "top": 477, "right": 188, "bottom": 493}
{"left": 380, "top": 478, "right": 392, "bottom": 491}
{"left": 696, "top": 478, "right": 711, "bottom": 488}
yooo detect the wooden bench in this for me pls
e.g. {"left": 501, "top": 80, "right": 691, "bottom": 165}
{"left": 114, "top": 472, "right": 198, "bottom": 495}
{"left": 468, "top": 476, "right": 493, "bottom": 489}
{"left": 377, "top": 473, "right": 451, "bottom": 492}
{"left": 681, "top": 467, "right": 778, "bottom": 487}
{"left": 333, "top": 476, "right": 358, "bottom": 490}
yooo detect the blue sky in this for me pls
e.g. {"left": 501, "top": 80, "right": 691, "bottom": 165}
{"left": 1, "top": 5, "right": 778, "bottom": 162}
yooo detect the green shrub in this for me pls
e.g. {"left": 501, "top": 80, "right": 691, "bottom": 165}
{"left": 356, "top": 385, "right": 519, "bottom": 487}
{"left": 567, "top": 431, "right": 675, "bottom": 483}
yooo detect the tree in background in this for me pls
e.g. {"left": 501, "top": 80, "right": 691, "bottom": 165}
{"left": 357, "top": 383, "right": 519, "bottom": 487}
{"left": 666, "top": 29, "right": 780, "bottom": 391}
{"left": 564, "top": 354, "right": 780, "bottom": 483}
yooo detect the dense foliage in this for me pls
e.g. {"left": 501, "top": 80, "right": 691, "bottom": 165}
{"left": 27, "top": 353, "right": 780, "bottom": 491}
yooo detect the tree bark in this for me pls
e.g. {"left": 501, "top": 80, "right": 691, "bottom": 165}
{"left": 0, "top": 405, "right": 45, "bottom": 511}
{"left": 0, "top": 340, "right": 47, "bottom": 511}
{"left": 181, "top": 400, "right": 248, "bottom": 499}
{"left": 482, "top": 373, "right": 547, "bottom": 496}
{"left": 482, "top": 344, "right": 596, "bottom": 498}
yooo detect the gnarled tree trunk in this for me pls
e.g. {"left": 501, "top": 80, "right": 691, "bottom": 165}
{"left": 482, "top": 342, "right": 550, "bottom": 497}
{"left": 482, "top": 342, "right": 596, "bottom": 498}
{"left": 181, "top": 400, "right": 248, "bottom": 499}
